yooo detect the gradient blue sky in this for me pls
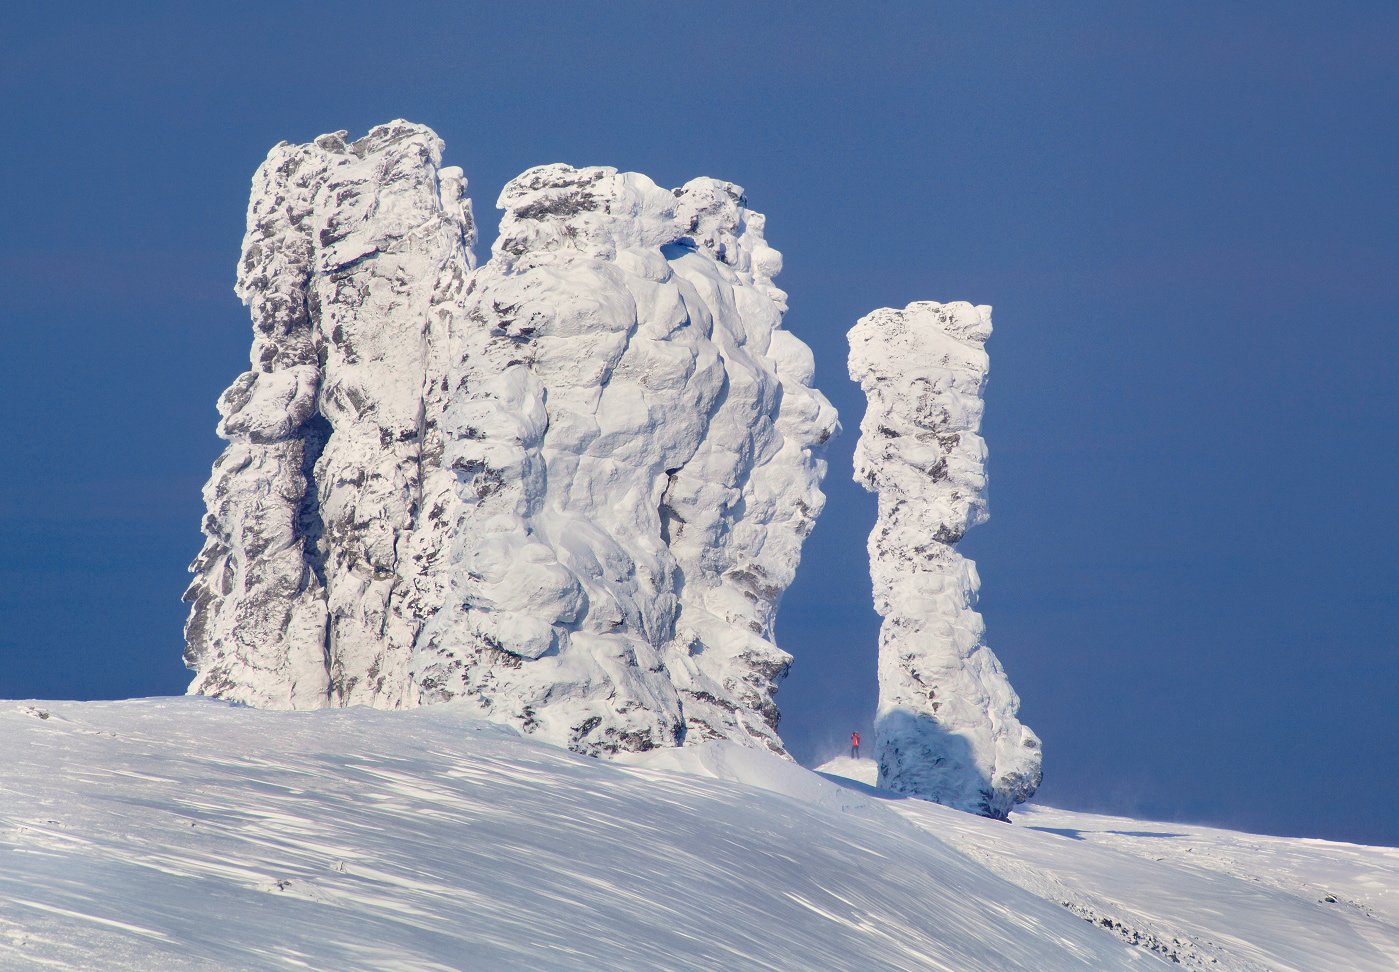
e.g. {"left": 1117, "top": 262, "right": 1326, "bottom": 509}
{"left": 2, "top": 2, "right": 1395, "bottom": 844}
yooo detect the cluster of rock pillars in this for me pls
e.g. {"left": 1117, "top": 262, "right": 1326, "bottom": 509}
{"left": 186, "top": 121, "right": 1041, "bottom": 818}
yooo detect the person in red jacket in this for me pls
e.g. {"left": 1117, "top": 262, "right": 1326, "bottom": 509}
{"left": 850, "top": 731, "right": 861, "bottom": 759}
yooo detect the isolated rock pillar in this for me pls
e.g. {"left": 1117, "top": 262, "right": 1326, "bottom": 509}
{"left": 849, "top": 300, "right": 1040, "bottom": 818}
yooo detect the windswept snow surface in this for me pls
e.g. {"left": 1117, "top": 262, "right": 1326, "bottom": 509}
{"left": 816, "top": 758, "right": 1399, "bottom": 972}
{"left": 0, "top": 700, "right": 1139, "bottom": 972}
{"left": 3, "top": 701, "right": 1395, "bottom": 971}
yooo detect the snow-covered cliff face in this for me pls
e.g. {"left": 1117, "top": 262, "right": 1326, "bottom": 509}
{"left": 849, "top": 301, "right": 1040, "bottom": 818}
{"left": 187, "top": 124, "right": 835, "bottom": 757}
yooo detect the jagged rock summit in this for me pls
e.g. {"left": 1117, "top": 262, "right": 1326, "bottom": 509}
{"left": 849, "top": 300, "right": 1041, "bottom": 818}
{"left": 185, "top": 121, "right": 837, "bottom": 757}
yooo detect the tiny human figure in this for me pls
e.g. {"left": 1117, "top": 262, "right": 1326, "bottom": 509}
{"left": 850, "top": 731, "right": 861, "bottom": 759}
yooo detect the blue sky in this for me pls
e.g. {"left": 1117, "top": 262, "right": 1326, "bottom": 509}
{"left": 2, "top": 1, "right": 1395, "bottom": 844}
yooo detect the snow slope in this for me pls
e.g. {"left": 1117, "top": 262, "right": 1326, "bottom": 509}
{"left": 817, "top": 759, "right": 1399, "bottom": 971}
{"left": 3, "top": 700, "right": 1394, "bottom": 970}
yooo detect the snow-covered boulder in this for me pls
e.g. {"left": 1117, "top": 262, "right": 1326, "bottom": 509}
{"left": 187, "top": 125, "right": 835, "bottom": 757}
{"left": 849, "top": 300, "right": 1040, "bottom": 818}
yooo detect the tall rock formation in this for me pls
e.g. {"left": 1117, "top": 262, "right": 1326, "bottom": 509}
{"left": 186, "top": 124, "right": 835, "bottom": 757}
{"left": 184, "top": 121, "right": 476, "bottom": 709}
{"left": 849, "top": 300, "right": 1040, "bottom": 818}
{"left": 413, "top": 164, "right": 836, "bottom": 754}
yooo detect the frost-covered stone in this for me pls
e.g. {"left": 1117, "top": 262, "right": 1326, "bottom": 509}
{"left": 187, "top": 125, "right": 834, "bottom": 758}
{"left": 413, "top": 164, "right": 837, "bottom": 754}
{"left": 185, "top": 121, "right": 476, "bottom": 709}
{"left": 849, "top": 300, "right": 1040, "bottom": 818}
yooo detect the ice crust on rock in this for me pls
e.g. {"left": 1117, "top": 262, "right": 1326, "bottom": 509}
{"left": 185, "top": 122, "right": 476, "bottom": 710}
{"left": 849, "top": 300, "right": 1041, "bottom": 818}
{"left": 412, "top": 163, "right": 838, "bottom": 754}
{"left": 187, "top": 124, "right": 835, "bottom": 757}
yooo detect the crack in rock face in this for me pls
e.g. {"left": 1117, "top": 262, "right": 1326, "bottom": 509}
{"left": 186, "top": 123, "right": 836, "bottom": 758}
{"left": 849, "top": 301, "right": 1041, "bottom": 817}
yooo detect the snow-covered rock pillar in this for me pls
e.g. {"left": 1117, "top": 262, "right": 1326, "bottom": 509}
{"left": 411, "top": 164, "right": 836, "bottom": 755}
{"left": 849, "top": 301, "right": 1040, "bottom": 818}
{"left": 183, "top": 138, "right": 333, "bottom": 708}
{"left": 302, "top": 124, "right": 475, "bottom": 708}
{"left": 187, "top": 122, "right": 833, "bottom": 758}
{"left": 184, "top": 121, "right": 475, "bottom": 709}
